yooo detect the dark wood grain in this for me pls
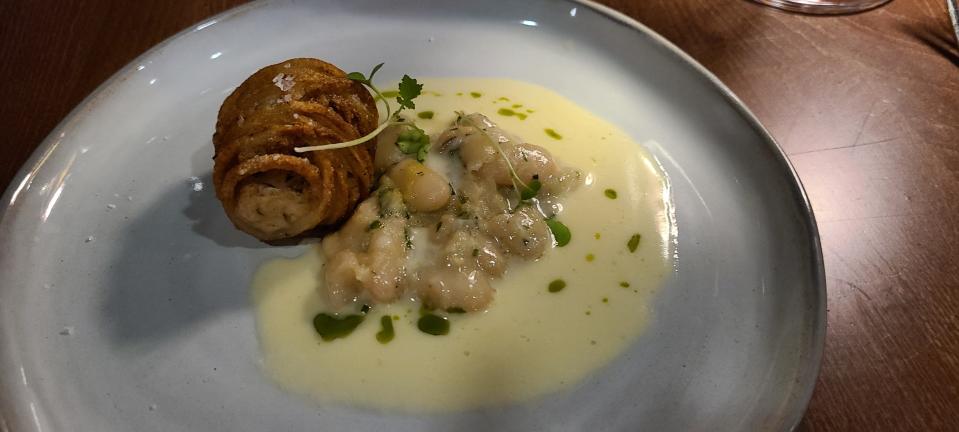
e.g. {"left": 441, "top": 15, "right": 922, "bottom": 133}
{"left": 2, "top": 0, "right": 958, "bottom": 430}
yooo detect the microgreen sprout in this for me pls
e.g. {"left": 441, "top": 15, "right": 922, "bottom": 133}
{"left": 294, "top": 64, "right": 424, "bottom": 153}
{"left": 545, "top": 217, "right": 571, "bottom": 247}
{"left": 455, "top": 111, "right": 540, "bottom": 202}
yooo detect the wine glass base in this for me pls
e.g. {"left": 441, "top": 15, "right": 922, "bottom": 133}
{"left": 751, "top": 0, "right": 892, "bottom": 15}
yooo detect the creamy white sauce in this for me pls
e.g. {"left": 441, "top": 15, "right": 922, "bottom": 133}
{"left": 251, "top": 78, "right": 675, "bottom": 411}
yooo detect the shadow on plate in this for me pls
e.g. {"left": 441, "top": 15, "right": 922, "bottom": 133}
{"left": 101, "top": 165, "right": 267, "bottom": 345}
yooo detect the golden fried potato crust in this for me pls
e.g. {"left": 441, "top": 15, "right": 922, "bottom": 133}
{"left": 212, "top": 58, "right": 378, "bottom": 241}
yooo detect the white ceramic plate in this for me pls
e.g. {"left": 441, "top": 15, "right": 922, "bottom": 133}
{"left": 0, "top": 1, "right": 824, "bottom": 430}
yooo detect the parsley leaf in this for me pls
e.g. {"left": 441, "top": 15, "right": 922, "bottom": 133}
{"left": 396, "top": 124, "right": 430, "bottom": 162}
{"left": 397, "top": 75, "right": 423, "bottom": 110}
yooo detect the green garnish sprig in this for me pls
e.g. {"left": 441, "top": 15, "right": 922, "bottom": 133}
{"left": 294, "top": 63, "right": 424, "bottom": 154}
{"left": 456, "top": 111, "right": 540, "bottom": 202}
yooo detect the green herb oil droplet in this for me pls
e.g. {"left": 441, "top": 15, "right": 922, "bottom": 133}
{"left": 417, "top": 313, "right": 449, "bottom": 335}
{"left": 497, "top": 108, "right": 528, "bottom": 120}
{"left": 544, "top": 128, "right": 563, "bottom": 140}
{"left": 375, "top": 315, "right": 395, "bottom": 344}
{"left": 627, "top": 234, "right": 641, "bottom": 253}
{"left": 548, "top": 279, "right": 567, "bottom": 293}
{"left": 312, "top": 313, "right": 365, "bottom": 341}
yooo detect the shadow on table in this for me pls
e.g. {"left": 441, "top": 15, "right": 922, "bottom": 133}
{"left": 898, "top": 19, "right": 959, "bottom": 68}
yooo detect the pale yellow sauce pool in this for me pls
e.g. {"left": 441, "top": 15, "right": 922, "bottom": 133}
{"left": 251, "top": 78, "right": 675, "bottom": 412}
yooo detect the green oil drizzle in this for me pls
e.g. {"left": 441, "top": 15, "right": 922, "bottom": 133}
{"left": 417, "top": 313, "right": 450, "bottom": 336}
{"left": 619, "top": 281, "right": 630, "bottom": 288}
{"left": 604, "top": 189, "right": 618, "bottom": 199}
{"left": 548, "top": 279, "right": 567, "bottom": 293}
{"left": 627, "top": 234, "right": 641, "bottom": 253}
{"left": 470, "top": 91, "right": 482, "bottom": 98}
{"left": 313, "top": 313, "right": 365, "bottom": 341}
{"left": 381, "top": 90, "right": 399, "bottom": 98}
{"left": 544, "top": 128, "right": 562, "bottom": 140}
{"left": 586, "top": 253, "right": 595, "bottom": 262}
{"left": 375, "top": 315, "right": 395, "bottom": 344}
{"left": 417, "top": 111, "right": 435, "bottom": 119}
{"left": 512, "top": 103, "right": 523, "bottom": 108}
{"left": 497, "top": 108, "right": 528, "bottom": 120}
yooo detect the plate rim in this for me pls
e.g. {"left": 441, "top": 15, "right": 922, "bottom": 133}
{"left": 0, "top": 0, "right": 826, "bottom": 430}
{"left": 575, "top": 1, "right": 826, "bottom": 428}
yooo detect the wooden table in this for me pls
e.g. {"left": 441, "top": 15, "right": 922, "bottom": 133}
{"left": 2, "top": 0, "right": 957, "bottom": 429}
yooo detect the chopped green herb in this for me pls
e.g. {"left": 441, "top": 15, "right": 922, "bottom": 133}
{"left": 586, "top": 253, "right": 595, "bottom": 262}
{"left": 602, "top": 297, "right": 609, "bottom": 303}
{"left": 378, "top": 187, "right": 406, "bottom": 217}
{"left": 313, "top": 313, "right": 365, "bottom": 341}
{"left": 417, "top": 110, "right": 435, "bottom": 119}
{"left": 627, "top": 234, "right": 641, "bottom": 253}
{"left": 604, "top": 189, "right": 618, "bottom": 199}
{"left": 544, "top": 128, "right": 562, "bottom": 140}
{"left": 594, "top": 232, "right": 601, "bottom": 240}
{"left": 297, "top": 64, "right": 422, "bottom": 153}
{"left": 375, "top": 315, "right": 395, "bottom": 344}
{"left": 470, "top": 91, "right": 482, "bottom": 98}
{"left": 366, "top": 220, "right": 382, "bottom": 231}
{"left": 417, "top": 313, "right": 449, "bottom": 335}
{"left": 548, "top": 279, "right": 567, "bottom": 293}
{"left": 619, "top": 281, "right": 630, "bottom": 288}
{"left": 545, "top": 218, "right": 571, "bottom": 247}
{"left": 395, "top": 124, "right": 430, "bottom": 162}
